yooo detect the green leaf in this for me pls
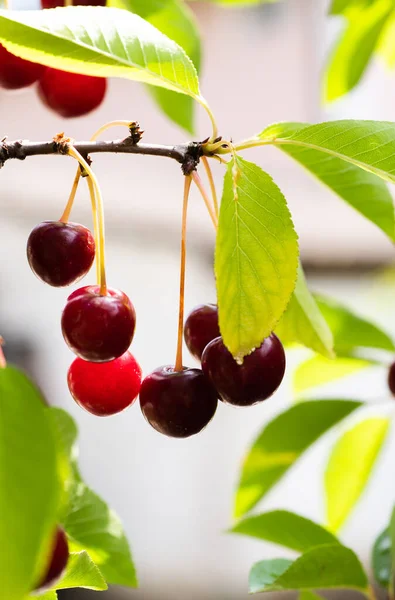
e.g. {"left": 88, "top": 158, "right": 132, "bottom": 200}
{"left": 54, "top": 552, "right": 107, "bottom": 591}
{"left": 230, "top": 510, "right": 339, "bottom": 551}
{"left": 324, "top": 0, "right": 393, "bottom": 101}
{"left": 294, "top": 355, "right": 376, "bottom": 395}
{"left": 377, "top": 10, "right": 395, "bottom": 67}
{"left": 63, "top": 481, "right": 137, "bottom": 587}
{"left": 215, "top": 156, "right": 298, "bottom": 361}
{"left": 275, "top": 262, "right": 334, "bottom": 358}
{"left": 249, "top": 545, "right": 368, "bottom": 594}
{"left": 48, "top": 408, "right": 78, "bottom": 460}
{"left": 0, "top": 365, "right": 60, "bottom": 599}
{"left": 234, "top": 399, "right": 361, "bottom": 518}
{"left": 28, "top": 591, "right": 58, "bottom": 600}
{"left": 259, "top": 122, "right": 395, "bottom": 241}
{"left": 325, "top": 417, "right": 390, "bottom": 531}
{"left": 299, "top": 592, "right": 324, "bottom": 600}
{"left": 108, "top": 0, "right": 201, "bottom": 133}
{"left": 390, "top": 506, "right": 395, "bottom": 572}
{"left": 330, "top": 0, "right": 374, "bottom": 15}
{"left": 316, "top": 294, "right": 395, "bottom": 354}
{"left": 249, "top": 559, "right": 292, "bottom": 593}
{"left": 0, "top": 7, "right": 200, "bottom": 100}
{"left": 372, "top": 527, "right": 391, "bottom": 588}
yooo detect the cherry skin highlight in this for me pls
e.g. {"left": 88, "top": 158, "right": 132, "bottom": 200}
{"left": 61, "top": 285, "right": 136, "bottom": 362}
{"left": 201, "top": 334, "right": 286, "bottom": 407}
{"left": 35, "top": 526, "right": 69, "bottom": 591}
{"left": 0, "top": 45, "right": 46, "bottom": 90}
{"left": 68, "top": 351, "right": 142, "bottom": 416}
{"left": 388, "top": 362, "right": 395, "bottom": 396}
{"left": 38, "top": 69, "right": 107, "bottom": 118}
{"left": 184, "top": 303, "right": 220, "bottom": 360}
{"left": 27, "top": 221, "right": 95, "bottom": 287}
{"left": 139, "top": 366, "right": 218, "bottom": 438}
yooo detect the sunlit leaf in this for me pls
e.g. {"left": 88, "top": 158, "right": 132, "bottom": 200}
{"left": 325, "top": 418, "right": 390, "bottom": 531}
{"left": 234, "top": 399, "right": 361, "bottom": 518}
{"left": 54, "top": 552, "right": 107, "bottom": 591}
{"left": 294, "top": 355, "right": 376, "bottom": 395}
{"left": 215, "top": 156, "right": 298, "bottom": 361}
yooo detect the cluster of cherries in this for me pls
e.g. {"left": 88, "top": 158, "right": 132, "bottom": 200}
{"left": 0, "top": 0, "right": 106, "bottom": 118}
{"left": 27, "top": 218, "right": 286, "bottom": 438}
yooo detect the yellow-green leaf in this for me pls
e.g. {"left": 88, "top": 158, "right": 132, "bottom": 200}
{"left": 325, "top": 418, "right": 390, "bottom": 531}
{"left": 215, "top": 156, "right": 298, "bottom": 361}
{"left": 294, "top": 355, "right": 376, "bottom": 395}
{"left": 54, "top": 551, "right": 107, "bottom": 591}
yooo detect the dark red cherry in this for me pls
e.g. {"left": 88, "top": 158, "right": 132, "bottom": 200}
{"left": 388, "top": 362, "right": 395, "bottom": 395}
{"left": 35, "top": 526, "right": 69, "bottom": 591}
{"left": 27, "top": 221, "right": 95, "bottom": 287}
{"left": 0, "top": 45, "right": 46, "bottom": 90}
{"left": 38, "top": 69, "right": 107, "bottom": 118}
{"left": 61, "top": 285, "right": 136, "bottom": 362}
{"left": 68, "top": 351, "right": 142, "bottom": 416}
{"left": 201, "top": 334, "right": 286, "bottom": 406}
{"left": 41, "top": 0, "right": 105, "bottom": 6}
{"left": 139, "top": 366, "right": 218, "bottom": 438}
{"left": 184, "top": 303, "right": 220, "bottom": 360}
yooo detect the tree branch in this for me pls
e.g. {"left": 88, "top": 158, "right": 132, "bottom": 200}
{"left": 0, "top": 136, "right": 204, "bottom": 175}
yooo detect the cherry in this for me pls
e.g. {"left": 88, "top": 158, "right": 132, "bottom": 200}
{"left": 201, "top": 334, "right": 286, "bottom": 407}
{"left": 61, "top": 286, "right": 136, "bottom": 362}
{"left": 41, "top": 0, "right": 105, "bottom": 6}
{"left": 38, "top": 69, "right": 107, "bottom": 118}
{"left": 139, "top": 366, "right": 218, "bottom": 438}
{"left": 35, "top": 526, "right": 69, "bottom": 591}
{"left": 0, "top": 45, "right": 46, "bottom": 90}
{"left": 68, "top": 351, "right": 142, "bottom": 416}
{"left": 388, "top": 362, "right": 395, "bottom": 395}
{"left": 27, "top": 221, "right": 95, "bottom": 287}
{"left": 184, "top": 303, "right": 220, "bottom": 360}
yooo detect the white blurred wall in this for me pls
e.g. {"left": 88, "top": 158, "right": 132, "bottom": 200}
{"left": 1, "top": 0, "right": 395, "bottom": 598}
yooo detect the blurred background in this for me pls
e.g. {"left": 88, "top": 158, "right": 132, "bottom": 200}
{"left": 1, "top": 0, "right": 395, "bottom": 598}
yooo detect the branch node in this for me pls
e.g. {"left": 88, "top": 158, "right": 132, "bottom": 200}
{"left": 181, "top": 141, "right": 203, "bottom": 176}
{"left": 129, "top": 122, "right": 144, "bottom": 144}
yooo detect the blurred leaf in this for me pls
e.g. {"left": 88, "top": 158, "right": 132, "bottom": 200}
{"left": 299, "top": 592, "right": 324, "bottom": 600}
{"left": 29, "top": 592, "right": 58, "bottom": 600}
{"left": 330, "top": 0, "right": 374, "bottom": 15}
{"left": 275, "top": 262, "right": 334, "bottom": 358}
{"left": 0, "top": 7, "right": 200, "bottom": 99}
{"left": 390, "top": 505, "right": 395, "bottom": 572}
{"left": 324, "top": 0, "right": 392, "bottom": 101}
{"left": 234, "top": 399, "right": 361, "bottom": 518}
{"left": 194, "top": 0, "right": 279, "bottom": 4}
{"left": 249, "top": 545, "right": 368, "bottom": 594}
{"left": 294, "top": 355, "right": 376, "bottom": 395}
{"left": 54, "top": 552, "right": 107, "bottom": 591}
{"left": 259, "top": 122, "right": 395, "bottom": 241}
{"left": 249, "top": 559, "right": 292, "bottom": 593}
{"left": 0, "top": 365, "right": 60, "bottom": 599}
{"left": 63, "top": 481, "right": 137, "bottom": 587}
{"left": 372, "top": 527, "right": 391, "bottom": 588}
{"left": 215, "top": 156, "right": 298, "bottom": 361}
{"left": 108, "top": 0, "right": 201, "bottom": 132}
{"left": 377, "top": 10, "right": 395, "bottom": 67}
{"left": 230, "top": 510, "right": 339, "bottom": 551}
{"left": 315, "top": 294, "right": 395, "bottom": 354}
{"left": 325, "top": 417, "right": 390, "bottom": 531}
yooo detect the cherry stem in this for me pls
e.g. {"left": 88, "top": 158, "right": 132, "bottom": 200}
{"left": 0, "top": 337, "right": 6, "bottom": 369}
{"left": 201, "top": 156, "right": 219, "bottom": 221}
{"left": 59, "top": 169, "right": 80, "bottom": 223}
{"left": 67, "top": 145, "right": 107, "bottom": 295}
{"left": 191, "top": 171, "right": 218, "bottom": 229}
{"left": 175, "top": 175, "right": 192, "bottom": 373}
{"left": 86, "top": 175, "right": 100, "bottom": 285}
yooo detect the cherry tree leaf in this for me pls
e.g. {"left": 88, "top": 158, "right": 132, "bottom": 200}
{"left": 372, "top": 526, "right": 391, "bottom": 588}
{"left": 108, "top": 0, "right": 201, "bottom": 132}
{"left": 259, "top": 121, "right": 395, "bottom": 241}
{"left": 325, "top": 417, "right": 390, "bottom": 531}
{"left": 249, "top": 545, "right": 368, "bottom": 595}
{"left": 275, "top": 262, "right": 334, "bottom": 358}
{"left": 54, "top": 552, "right": 107, "bottom": 591}
{"left": 230, "top": 510, "right": 339, "bottom": 551}
{"left": 215, "top": 156, "right": 298, "bottom": 361}
{"left": 299, "top": 592, "right": 324, "bottom": 600}
{"left": 0, "top": 7, "right": 200, "bottom": 101}
{"left": 234, "top": 399, "right": 361, "bottom": 518}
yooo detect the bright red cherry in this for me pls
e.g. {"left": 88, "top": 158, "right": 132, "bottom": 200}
{"left": 61, "top": 286, "right": 136, "bottom": 362}
{"left": 68, "top": 351, "right": 142, "bottom": 416}
{"left": 184, "top": 303, "right": 220, "bottom": 361}
{"left": 139, "top": 366, "right": 218, "bottom": 438}
{"left": 0, "top": 45, "right": 46, "bottom": 90}
{"left": 41, "top": 0, "right": 105, "bottom": 6}
{"left": 27, "top": 221, "right": 95, "bottom": 287}
{"left": 201, "top": 334, "right": 286, "bottom": 407}
{"left": 38, "top": 69, "right": 107, "bottom": 118}
{"left": 35, "top": 526, "right": 69, "bottom": 591}
{"left": 388, "top": 362, "right": 395, "bottom": 396}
